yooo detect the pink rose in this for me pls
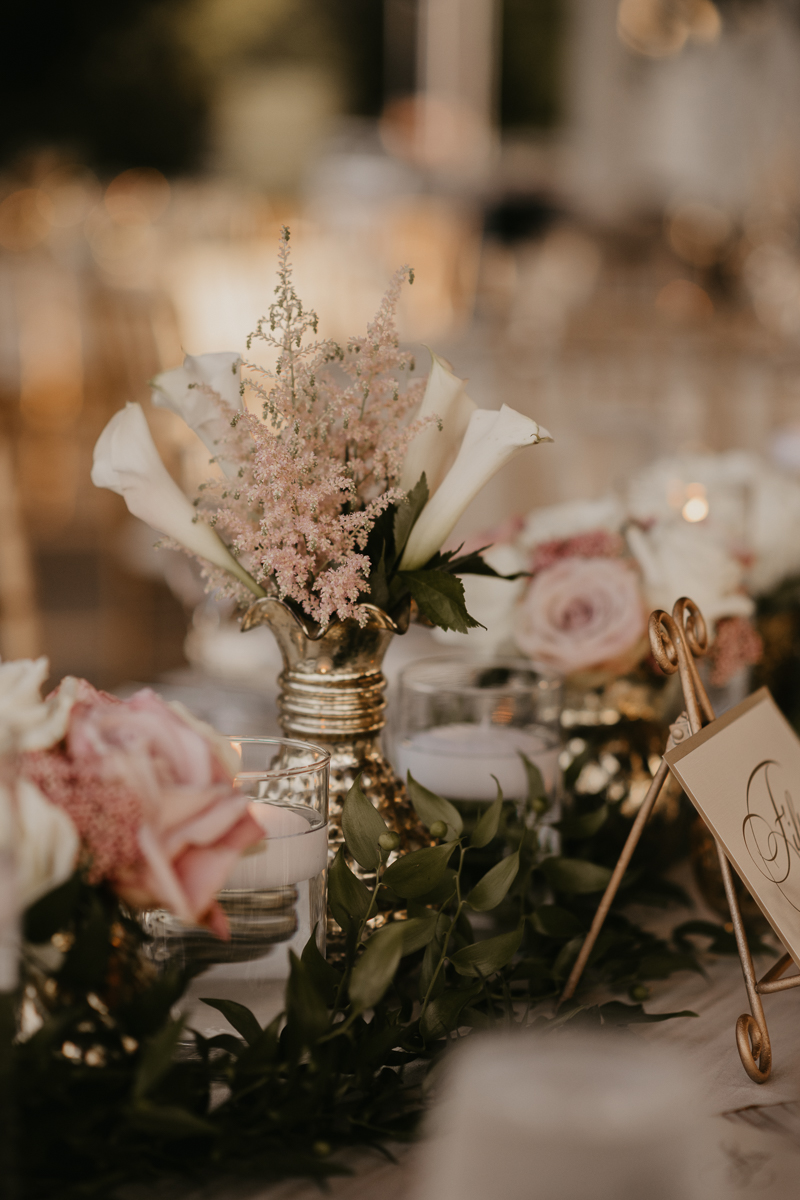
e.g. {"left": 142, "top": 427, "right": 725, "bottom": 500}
{"left": 23, "top": 681, "right": 262, "bottom": 937}
{"left": 514, "top": 557, "right": 647, "bottom": 677}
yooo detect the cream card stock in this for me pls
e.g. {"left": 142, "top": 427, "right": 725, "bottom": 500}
{"left": 666, "top": 688, "right": 800, "bottom": 967}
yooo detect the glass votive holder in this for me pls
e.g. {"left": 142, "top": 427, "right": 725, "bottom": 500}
{"left": 393, "top": 657, "right": 562, "bottom": 805}
{"left": 141, "top": 736, "right": 329, "bottom": 1038}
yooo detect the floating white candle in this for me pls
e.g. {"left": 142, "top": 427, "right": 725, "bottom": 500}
{"left": 396, "top": 723, "right": 560, "bottom": 803}
{"left": 224, "top": 802, "right": 328, "bottom": 889}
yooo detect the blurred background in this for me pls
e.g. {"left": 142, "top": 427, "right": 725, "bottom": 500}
{"left": 4, "top": 0, "right": 800, "bottom": 711}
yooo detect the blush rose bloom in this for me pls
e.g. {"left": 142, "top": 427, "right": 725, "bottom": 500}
{"left": 23, "top": 681, "right": 262, "bottom": 937}
{"left": 514, "top": 557, "right": 648, "bottom": 677}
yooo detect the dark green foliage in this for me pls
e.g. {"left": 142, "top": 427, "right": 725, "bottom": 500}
{"left": 13, "top": 765, "right": 741, "bottom": 1198}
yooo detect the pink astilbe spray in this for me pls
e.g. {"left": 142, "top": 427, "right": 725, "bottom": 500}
{"left": 706, "top": 616, "right": 763, "bottom": 687}
{"left": 196, "top": 228, "right": 426, "bottom": 626}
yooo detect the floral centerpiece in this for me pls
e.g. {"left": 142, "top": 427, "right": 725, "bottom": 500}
{"left": 438, "top": 482, "right": 765, "bottom": 853}
{"left": 92, "top": 229, "right": 550, "bottom": 634}
{"left": 447, "top": 489, "right": 762, "bottom": 692}
{"left": 90, "top": 229, "right": 551, "bottom": 845}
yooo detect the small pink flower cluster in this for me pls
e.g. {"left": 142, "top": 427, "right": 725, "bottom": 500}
{"left": 22, "top": 680, "right": 262, "bottom": 936}
{"left": 706, "top": 616, "right": 764, "bottom": 688}
{"left": 198, "top": 231, "right": 426, "bottom": 626}
{"left": 530, "top": 530, "right": 626, "bottom": 574}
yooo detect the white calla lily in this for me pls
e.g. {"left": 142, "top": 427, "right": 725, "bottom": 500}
{"left": 400, "top": 405, "right": 552, "bottom": 571}
{"left": 151, "top": 351, "right": 244, "bottom": 479}
{"left": 400, "top": 350, "right": 476, "bottom": 495}
{"left": 91, "top": 403, "right": 264, "bottom": 597}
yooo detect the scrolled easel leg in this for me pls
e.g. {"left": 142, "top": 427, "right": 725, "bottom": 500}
{"left": 716, "top": 839, "right": 773, "bottom": 1083}
{"left": 736, "top": 1013, "right": 772, "bottom": 1084}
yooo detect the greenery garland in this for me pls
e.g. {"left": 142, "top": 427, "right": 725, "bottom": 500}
{"left": 9, "top": 764, "right": 750, "bottom": 1200}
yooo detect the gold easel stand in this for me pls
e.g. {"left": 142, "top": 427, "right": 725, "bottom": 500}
{"left": 560, "top": 596, "right": 800, "bottom": 1084}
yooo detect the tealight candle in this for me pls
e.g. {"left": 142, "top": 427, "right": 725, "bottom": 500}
{"left": 396, "top": 722, "right": 559, "bottom": 802}
{"left": 224, "top": 802, "right": 328, "bottom": 889}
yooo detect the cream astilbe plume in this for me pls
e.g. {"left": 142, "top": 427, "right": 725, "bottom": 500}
{"left": 198, "top": 228, "right": 426, "bottom": 626}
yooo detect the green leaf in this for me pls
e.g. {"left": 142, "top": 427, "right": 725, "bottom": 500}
{"left": 420, "top": 986, "right": 480, "bottom": 1041}
{"left": 133, "top": 1018, "right": 186, "bottom": 1099}
{"left": 301, "top": 928, "right": 341, "bottom": 1005}
{"left": 520, "top": 754, "right": 546, "bottom": 804}
{"left": 393, "top": 473, "right": 428, "bottom": 562}
{"left": 466, "top": 851, "right": 520, "bottom": 912}
{"left": 435, "top": 547, "right": 529, "bottom": 580}
{"left": 672, "top": 919, "right": 755, "bottom": 957}
{"left": 420, "top": 913, "right": 450, "bottom": 998}
{"left": 531, "top": 905, "right": 585, "bottom": 939}
{"left": 406, "top": 772, "right": 463, "bottom": 841}
{"left": 460, "top": 1005, "right": 497, "bottom": 1030}
{"left": 470, "top": 785, "right": 504, "bottom": 848}
{"left": 128, "top": 1100, "right": 217, "bottom": 1139}
{"left": 235, "top": 1012, "right": 282, "bottom": 1075}
{"left": 450, "top": 925, "right": 523, "bottom": 977}
{"left": 398, "top": 569, "right": 484, "bottom": 633}
{"left": 349, "top": 922, "right": 406, "bottom": 1011}
{"left": 205, "top": 1033, "right": 245, "bottom": 1057}
{"left": 413, "top": 867, "right": 458, "bottom": 905}
{"left": 341, "top": 777, "right": 388, "bottom": 870}
{"left": 199, "top": 998, "right": 262, "bottom": 1046}
{"left": 58, "top": 890, "right": 111, "bottom": 989}
{"left": 328, "top": 847, "right": 372, "bottom": 931}
{"left": 366, "top": 546, "right": 389, "bottom": 611}
{"left": 23, "top": 871, "right": 82, "bottom": 943}
{"left": 559, "top": 806, "right": 608, "bottom": 839}
{"left": 596, "top": 1001, "right": 698, "bottom": 1026}
{"left": 553, "top": 936, "right": 583, "bottom": 979}
{"left": 285, "top": 951, "right": 330, "bottom": 1045}
{"left": 382, "top": 842, "right": 455, "bottom": 899}
{"left": 400, "top": 915, "right": 439, "bottom": 955}
{"left": 540, "top": 857, "right": 613, "bottom": 894}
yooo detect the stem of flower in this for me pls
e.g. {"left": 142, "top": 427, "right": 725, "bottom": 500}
{"left": 419, "top": 843, "right": 466, "bottom": 1021}
{"left": 333, "top": 859, "right": 386, "bottom": 1013}
{"left": 224, "top": 559, "right": 267, "bottom": 599}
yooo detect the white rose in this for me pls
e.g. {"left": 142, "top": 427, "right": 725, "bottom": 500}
{"left": 151, "top": 351, "right": 244, "bottom": 479}
{"left": 400, "top": 405, "right": 552, "bottom": 571}
{"left": 744, "top": 471, "right": 800, "bottom": 594}
{"left": 626, "top": 520, "right": 753, "bottom": 622}
{"left": 92, "top": 403, "right": 264, "bottom": 598}
{"left": 519, "top": 496, "right": 625, "bottom": 550}
{"left": 627, "top": 450, "right": 800, "bottom": 594}
{"left": 0, "top": 658, "right": 76, "bottom": 755}
{"left": 9, "top": 778, "right": 80, "bottom": 910}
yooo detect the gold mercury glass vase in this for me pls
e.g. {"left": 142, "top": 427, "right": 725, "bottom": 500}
{"left": 241, "top": 596, "right": 429, "bottom": 861}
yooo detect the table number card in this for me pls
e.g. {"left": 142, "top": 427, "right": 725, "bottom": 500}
{"left": 666, "top": 687, "right": 800, "bottom": 968}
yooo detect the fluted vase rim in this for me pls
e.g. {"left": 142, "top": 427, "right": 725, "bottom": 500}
{"left": 240, "top": 595, "right": 411, "bottom": 640}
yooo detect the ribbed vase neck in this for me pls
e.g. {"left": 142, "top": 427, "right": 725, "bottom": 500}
{"left": 240, "top": 598, "right": 398, "bottom": 742}
{"left": 278, "top": 661, "right": 388, "bottom": 741}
